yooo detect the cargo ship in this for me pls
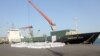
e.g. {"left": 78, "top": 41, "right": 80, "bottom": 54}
{"left": 28, "top": 0, "right": 100, "bottom": 44}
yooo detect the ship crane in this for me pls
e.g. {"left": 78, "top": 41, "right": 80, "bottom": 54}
{"left": 19, "top": 25, "right": 34, "bottom": 38}
{"left": 28, "top": 0, "right": 56, "bottom": 31}
{"left": 19, "top": 25, "right": 33, "bottom": 30}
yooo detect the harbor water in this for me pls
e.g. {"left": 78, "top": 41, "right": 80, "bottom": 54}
{"left": 94, "top": 39, "right": 100, "bottom": 44}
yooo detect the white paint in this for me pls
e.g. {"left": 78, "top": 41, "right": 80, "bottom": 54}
{"left": 8, "top": 29, "right": 21, "bottom": 43}
{"left": 51, "top": 25, "right": 56, "bottom": 31}
{"left": 66, "top": 30, "right": 80, "bottom": 35}
{"left": 51, "top": 35, "right": 56, "bottom": 42}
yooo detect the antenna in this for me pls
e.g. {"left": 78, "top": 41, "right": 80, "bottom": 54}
{"left": 73, "top": 17, "right": 78, "bottom": 31}
{"left": 11, "top": 23, "right": 15, "bottom": 29}
{"left": 27, "top": 0, "right": 31, "bottom": 26}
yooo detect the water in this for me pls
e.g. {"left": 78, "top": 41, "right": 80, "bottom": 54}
{"left": 94, "top": 39, "right": 100, "bottom": 44}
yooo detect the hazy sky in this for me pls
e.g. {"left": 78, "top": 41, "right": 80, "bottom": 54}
{"left": 0, "top": 0, "right": 100, "bottom": 37}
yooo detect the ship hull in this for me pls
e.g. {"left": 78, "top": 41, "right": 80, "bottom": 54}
{"left": 56, "top": 32, "right": 100, "bottom": 44}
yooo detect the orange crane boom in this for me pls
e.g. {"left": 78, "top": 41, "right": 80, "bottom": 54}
{"left": 28, "top": 0, "right": 56, "bottom": 31}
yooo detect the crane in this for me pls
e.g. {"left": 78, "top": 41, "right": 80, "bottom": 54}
{"left": 28, "top": 0, "right": 56, "bottom": 31}
{"left": 19, "top": 25, "right": 34, "bottom": 40}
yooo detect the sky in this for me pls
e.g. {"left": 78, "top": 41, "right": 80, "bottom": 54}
{"left": 0, "top": 0, "right": 100, "bottom": 37}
